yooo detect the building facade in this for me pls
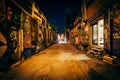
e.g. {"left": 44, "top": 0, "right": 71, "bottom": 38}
{"left": 71, "top": 0, "right": 120, "bottom": 57}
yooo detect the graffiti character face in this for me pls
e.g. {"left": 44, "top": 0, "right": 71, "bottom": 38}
{"left": 24, "top": 17, "right": 31, "bottom": 35}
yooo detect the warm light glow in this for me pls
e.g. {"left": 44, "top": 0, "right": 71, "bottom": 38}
{"left": 85, "top": 25, "right": 88, "bottom": 32}
{"left": 83, "top": 22, "right": 85, "bottom": 26}
{"left": 59, "top": 52, "right": 91, "bottom": 61}
{"left": 58, "top": 34, "right": 60, "bottom": 40}
{"left": 58, "top": 33, "right": 66, "bottom": 44}
{"left": 58, "top": 41, "right": 66, "bottom": 44}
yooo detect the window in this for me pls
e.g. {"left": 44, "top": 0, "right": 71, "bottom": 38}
{"left": 98, "top": 19, "right": 104, "bottom": 46}
{"left": 92, "top": 24, "right": 98, "bottom": 45}
{"left": 92, "top": 19, "right": 104, "bottom": 46}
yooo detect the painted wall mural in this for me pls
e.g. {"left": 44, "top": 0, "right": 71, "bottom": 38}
{"left": 7, "top": 5, "right": 21, "bottom": 62}
{"left": 23, "top": 15, "right": 31, "bottom": 48}
{"left": 111, "top": 3, "right": 120, "bottom": 56}
{"left": 0, "top": 0, "right": 7, "bottom": 58}
{"left": 23, "top": 15, "right": 32, "bottom": 58}
{"left": 103, "top": 7, "right": 111, "bottom": 52}
{"left": 104, "top": 18, "right": 110, "bottom": 50}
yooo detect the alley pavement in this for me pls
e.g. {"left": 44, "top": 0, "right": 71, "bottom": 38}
{"left": 1, "top": 43, "right": 120, "bottom": 80}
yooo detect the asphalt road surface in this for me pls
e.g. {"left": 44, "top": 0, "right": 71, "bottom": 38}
{"left": 1, "top": 43, "right": 120, "bottom": 80}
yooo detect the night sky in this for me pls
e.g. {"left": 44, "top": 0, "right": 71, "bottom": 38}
{"left": 35, "top": 0, "right": 81, "bottom": 33}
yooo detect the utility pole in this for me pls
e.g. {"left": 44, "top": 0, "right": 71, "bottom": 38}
{"left": 84, "top": 0, "right": 87, "bottom": 20}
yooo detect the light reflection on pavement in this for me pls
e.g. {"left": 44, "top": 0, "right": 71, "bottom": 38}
{"left": 1, "top": 43, "right": 120, "bottom": 80}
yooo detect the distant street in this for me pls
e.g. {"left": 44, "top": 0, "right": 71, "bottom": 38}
{"left": 1, "top": 43, "right": 120, "bottom": 80}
